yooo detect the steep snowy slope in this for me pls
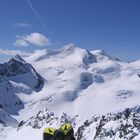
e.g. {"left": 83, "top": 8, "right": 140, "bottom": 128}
{"left": 0, "top": 44, "right": 140, "bottom": 140}
{"left": 22, "top": 44, "right": 140, "bottom": 118}
{"left": 0, "top": 55, "right": 44, "bottom": 91}
{"left": 0, "top": 56, "right": 45, "bottom": 130}
{"left": 0, "top": 75, "right": 24, "bottom": 116}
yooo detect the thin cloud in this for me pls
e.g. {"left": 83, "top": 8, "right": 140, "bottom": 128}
{"left": 14, "top": 22, "right": 31, "bottom": 28}
{"left": 0, "top": 49, "right": 31, "bottom": 56}
{"left": 27, "top": 0, "right": 47, "bottom": 32}
{"left": 14, "top": 38, "right": 29, "bottom": 47}
{"left": 14, "top": 32, "right": 51, "bottom": 47}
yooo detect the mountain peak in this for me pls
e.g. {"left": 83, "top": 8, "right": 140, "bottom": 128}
{"left": 8, "top": 55, "right": 26, "bottom": 65}
{"left": 14, "top": 55, "right": 26, "bottom": 62}
{"left": 8, "top": 55, "right": 26, "bottom": 63}
{"left": 60, "top": 43, "right": 76, "bottom": 53}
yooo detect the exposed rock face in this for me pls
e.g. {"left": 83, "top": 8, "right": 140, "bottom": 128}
{"left": 0, "top": 76, "right": 24, "bottom": 115}
{"left": 18, "top": 107, "right": 140, "bottom": 140}
{"left": 76, "top": 107, "right": 140, "bottom": 140}
{"left": 0, "top": 55, "right": 44, "bottom": 91}
{"left": 82, "top": 50, "right": 97, "bottom": 65}
{"left": 0, "top": 55, "right": 45, "bottom": 127}
{"left": 17, "top": 108, "right": 77, "bottom": 130}
{"left": 80, "top": 72, "right": 93, "bottom": 89}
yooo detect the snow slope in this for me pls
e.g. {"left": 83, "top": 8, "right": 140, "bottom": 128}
{"left": 0, "top": 55, "right": 44, "bottom": 126}
{"left": 0, "top": 44, "right": 140, "bottom": 139}
{"left": 23, "top": 44, "right": 140, "bottom": 117}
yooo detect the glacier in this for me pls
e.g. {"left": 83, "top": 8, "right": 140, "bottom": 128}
{"left": 0, "top": 44, "right": 140, "bottom": 140}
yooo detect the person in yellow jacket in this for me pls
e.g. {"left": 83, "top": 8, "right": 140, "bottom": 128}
{"left": 43, "top": 123, "right": 75, "bottom": 140}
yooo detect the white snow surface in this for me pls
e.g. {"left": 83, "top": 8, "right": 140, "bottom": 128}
{"left": 1, "top": 44, "right": 140, "bottom": 139}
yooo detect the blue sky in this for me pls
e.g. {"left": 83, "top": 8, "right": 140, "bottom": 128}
{"left": 0, "top": 0, "right": 140, "bottom": 62}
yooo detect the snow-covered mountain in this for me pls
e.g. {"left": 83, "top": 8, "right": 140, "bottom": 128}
{"left": 0, "top": 44, "right": 140, "bottom": 140}
{"left": 0, "top": 55, "right": 44, "bottom": 128}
